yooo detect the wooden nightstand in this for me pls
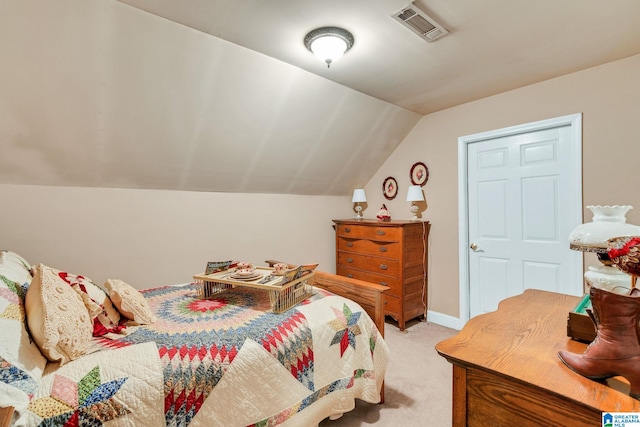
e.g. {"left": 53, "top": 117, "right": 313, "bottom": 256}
{"left": 333, "top": 219, "right": 429, "bottom": 330}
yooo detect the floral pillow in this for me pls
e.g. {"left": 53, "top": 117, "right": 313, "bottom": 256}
{"left": 25, "top": 264, "right": 93, "bottom": 365}
{"left": 0, "top": 251, "right": 47, "bottom": 425}
{"left": 104, "top": 279, "right": 156, "bottom": 325}
{"left": 57, "top": 271, "right": 123, "bottom": 336}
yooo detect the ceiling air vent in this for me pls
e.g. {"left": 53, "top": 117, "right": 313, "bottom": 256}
{"left": 393, "top": 3, "right": 448, "bottom": 42}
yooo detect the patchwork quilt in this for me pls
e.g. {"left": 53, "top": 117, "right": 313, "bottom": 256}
{"left": 18, "top": 284, "right": 388, "bottom": 427}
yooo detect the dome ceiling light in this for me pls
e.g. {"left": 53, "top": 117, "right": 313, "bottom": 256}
{"left": 304, "top": 27, "right": 354, "bottom": 68}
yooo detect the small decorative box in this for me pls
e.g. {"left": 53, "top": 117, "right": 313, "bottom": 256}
{"left": 567, "top": 293, "right": 596, "bottom": 343}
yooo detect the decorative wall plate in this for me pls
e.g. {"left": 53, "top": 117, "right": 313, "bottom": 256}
{"left": 382, "top": 176, "right": 398, "bottom": 200}
{"left": 410, "top": 162, "right": 429, "bottom": 186}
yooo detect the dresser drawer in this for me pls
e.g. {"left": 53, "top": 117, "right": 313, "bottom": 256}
{"left": 337, "top": 237, "right": 401, "bottom": 259}
{"left": 337, "top": 266, "right": 401, "bottom": 296}
{"left": 336, "top": 224, "right": 400, "bottom": 242}
{"left": 384, "top": 294, "right": 401, "bottom": 314}
{"left": 337, "top": 252, "right": 400, "bottom": 277}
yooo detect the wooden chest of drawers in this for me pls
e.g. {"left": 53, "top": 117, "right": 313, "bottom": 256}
{"left": 333, "top": 219, "right": 429, "bottom": 330}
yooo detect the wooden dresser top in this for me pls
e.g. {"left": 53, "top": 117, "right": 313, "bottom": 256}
{"left": 436, "top": 289, "right": 640, "bottom": 412}
{"left": 332, "top": 219, "right": 429, "bottom": 227}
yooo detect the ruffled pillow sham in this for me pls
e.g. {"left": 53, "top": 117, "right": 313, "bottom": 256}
{"left": 57, "top": 270, "right": 123, "bottom": 336}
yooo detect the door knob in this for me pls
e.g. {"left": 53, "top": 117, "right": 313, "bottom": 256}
{"left": 470, "top": 243, "right": 478, "bottom": 251}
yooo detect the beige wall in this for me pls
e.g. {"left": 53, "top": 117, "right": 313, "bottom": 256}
{"left": 0, "top": 184, "right": 350, "bottom": 289}
{"left": 3, "top": 55, "right": 639, "bottom": 326}
{"left": 364, "top": 53, "right": 640, "bottom": 322}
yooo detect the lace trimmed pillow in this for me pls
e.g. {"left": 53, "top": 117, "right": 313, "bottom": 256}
{"left": 56, "top": 270, "right": 123, "bottom": 336}
{"left": 25, "top": 264, "right": 93, "bottom": 364}
{"left": 105, "top": 279, "right": 156, "bottom": 325}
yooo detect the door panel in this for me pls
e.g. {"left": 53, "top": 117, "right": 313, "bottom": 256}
{"left": 467, "top": 123, "right": 582, "bottom": 318}
{"left": 477, "top": 180, "right": 508, "bottom": 239}
{"left": 522, "top": 176, "right": 558, "bottom": 241}
{"left": 478, "top": 257, "right": 509, "bottom": 313}
{"left": 523, "top": 261, "right": 561, "bottom": 292}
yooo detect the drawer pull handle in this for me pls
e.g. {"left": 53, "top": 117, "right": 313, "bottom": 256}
{"left": 347, "top": 273, "right": 353, "bottom": 278}
{"left": 380, "top": 282, "right": 388, "bottom": 286}
{"left": 346, "top": 242, "right": 353, "bottom": 247}
{"left": 379, "top": 247, "right": 387, "bottom": 253}
{"left": 376, "top": 230, "right": 385, "bottom": 236}
{"left": 344, "top": 227, "right": 351, "bottom": 233}
{"left": 346, "top": 258, "right": 353, "bottom": 263}
{"left": 379, "top": 264, "right": 388, "bottom": 270}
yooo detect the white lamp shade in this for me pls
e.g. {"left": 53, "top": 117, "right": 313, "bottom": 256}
{"left": 352, "top": 189, "right": 367, "bottom": 203}
{"left": 406, "top": 185, "right": 424, "bottom": 202}
{"left": 569, "top": 205, "right": 640, "bottom": 251}
{"left": 310, "top": 36, "right": 348, "bottom": 65}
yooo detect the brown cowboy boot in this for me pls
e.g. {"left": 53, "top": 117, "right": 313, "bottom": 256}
{"left": 558, "top": 286, "right": 640, "bottom": 398}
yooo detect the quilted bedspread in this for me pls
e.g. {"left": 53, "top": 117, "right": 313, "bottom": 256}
{"left": 24, "top": 284, "right": 388, "bottom": 426}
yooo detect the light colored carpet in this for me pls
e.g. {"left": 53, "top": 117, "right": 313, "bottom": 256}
{"left": 319, "top": 319, "right": 457, "bottom": 426}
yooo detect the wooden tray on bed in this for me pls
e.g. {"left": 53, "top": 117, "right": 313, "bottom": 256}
{"left": 193, "top": 266, "right": 315, "bottom": 313}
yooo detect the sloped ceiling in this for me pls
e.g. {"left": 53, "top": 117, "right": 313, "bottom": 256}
{"left": 2, "top": 0, "right": 640, "bottom": 195}
{"left": 117, "top": 0, "right": 640, "bottom": 115}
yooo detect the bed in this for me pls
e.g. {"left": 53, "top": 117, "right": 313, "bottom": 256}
{"left": 0, "top": 251, "right": 389, "bottom": 427}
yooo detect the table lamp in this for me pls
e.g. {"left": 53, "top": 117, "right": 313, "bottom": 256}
{"left": 352, "top": 189, "right": 367, "bottom": 219}
{"left": 568, "top": 205, "right": 640, "bottom": 292}
{"left": 406, "top": 185, "right": 424, "bottom": 220}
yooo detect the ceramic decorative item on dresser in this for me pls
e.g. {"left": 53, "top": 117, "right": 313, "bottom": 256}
{"left": 376, "top": 204, "right": 391, "bottom": 221}
{"left": 568, "top": 205, "right": 640, "bottom": 292}
{"left": 333, "top": 219, "right": 430, "bottom": 330}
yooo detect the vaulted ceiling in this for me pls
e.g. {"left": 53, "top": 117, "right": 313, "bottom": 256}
{"left": 2, "top": 0, "right": 640, "bottom": 195}
{"left": 118, "top": 0, "right": 640, "bottom": 115}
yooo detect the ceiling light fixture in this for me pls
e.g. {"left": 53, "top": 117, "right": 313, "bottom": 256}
{"left": 304, "top": 27, "right": 354, "bottom": 68}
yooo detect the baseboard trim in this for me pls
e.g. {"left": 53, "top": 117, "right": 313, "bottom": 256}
{"left": 426, "top": 310, "right": 464, "bottom": 330}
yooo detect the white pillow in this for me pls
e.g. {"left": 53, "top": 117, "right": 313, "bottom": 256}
{"left": 25, "top": 264, "right": 93, "bottom": 364}
{"left": 104, "top": 279, "right": 156, "bottom": 325}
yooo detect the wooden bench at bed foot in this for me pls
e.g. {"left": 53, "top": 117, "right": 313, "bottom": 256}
{"left": 0, "top": 406, "right": 14, "bottom": 427}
